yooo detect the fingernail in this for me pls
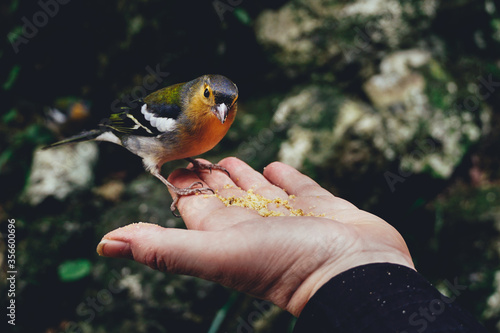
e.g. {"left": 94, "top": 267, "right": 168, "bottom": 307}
{"left": 97, "top": 239, "right": 132, "bottom": 259}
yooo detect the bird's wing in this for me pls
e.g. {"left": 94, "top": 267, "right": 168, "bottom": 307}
{"left": 101, "top": 83, "right": 185, "bottom": 137}
{"left": 100, "top": 99, "right": 182, "bottom": 137}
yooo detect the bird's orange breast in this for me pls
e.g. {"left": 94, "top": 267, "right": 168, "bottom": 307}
{"left": 176, "top": 106, "right": 236, "bottom": 159}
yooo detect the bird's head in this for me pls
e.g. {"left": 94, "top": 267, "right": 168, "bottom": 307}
{"left": 189, "top": 74, "right": 238, "bottom": 124}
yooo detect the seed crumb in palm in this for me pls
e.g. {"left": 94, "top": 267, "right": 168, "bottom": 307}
{"left": 211, "top": 187, "right": 326, "bottom": 218}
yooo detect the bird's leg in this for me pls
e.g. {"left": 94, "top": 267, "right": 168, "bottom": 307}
{"left": 185, "top": 157, "right": 230, "bottom": 177}
{"left": 151, "top": 169, "right": 214, "bottom": 216}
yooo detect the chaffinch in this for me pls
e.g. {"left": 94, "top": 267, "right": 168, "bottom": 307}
{"left": 44, "top": 74, "right": 239, "bottom": 214}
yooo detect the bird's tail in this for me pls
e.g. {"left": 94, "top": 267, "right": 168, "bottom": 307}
{"left": 42, "top": 129, "right": 103, "bottom": 150}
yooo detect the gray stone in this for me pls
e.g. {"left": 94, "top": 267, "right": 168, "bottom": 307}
{"left": 23, "top": 142, "right": 99, "bottom": 205}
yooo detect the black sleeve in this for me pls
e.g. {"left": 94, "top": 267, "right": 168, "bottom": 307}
{"left": 293, "top": 263, "right": 488, "bottom": 333}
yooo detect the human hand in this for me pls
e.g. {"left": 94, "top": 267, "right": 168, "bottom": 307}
{"left": 97, "top": 157, "right": 414, "bottom": 317}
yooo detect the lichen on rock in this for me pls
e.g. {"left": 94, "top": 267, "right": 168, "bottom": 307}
{"left": 23, "top": 142, "right": 99, "bottom": 205}
{"left": 273, "top": 47, "right": 490, "bottom": 179}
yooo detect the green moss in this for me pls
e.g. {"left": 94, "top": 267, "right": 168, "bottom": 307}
{"left": 9, "top": 0, "right": 19, "bottom": 13}
{"left": 438, "top": 186, "right": 500, "bottom": 221}
{"left": 485, "top": 62, "right": 500, "bottom": 81}
{"left": 427, "top": 87, "right": 450, "bottom": 110}
{"left": 491, "top": 18, "right": 500, "bottom": 30}
{"left": 421, "top": 61, "right": 454, "bottom": 111}
{"left": 2, "top": 65, "right": 20, "bottom": 91}
{"left": 428, "top": 60, "right": 450, "bottom": 81}
{"left": 2, "top": 108, "right": 18, "bottom": 124}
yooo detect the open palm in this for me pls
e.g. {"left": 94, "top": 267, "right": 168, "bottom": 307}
{"left": 98, "top": 157, "right": 414, "bottom": 316}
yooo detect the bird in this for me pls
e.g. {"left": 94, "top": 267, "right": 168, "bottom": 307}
{"left": 43, "top": 74, "right": 238, "bottom": 214}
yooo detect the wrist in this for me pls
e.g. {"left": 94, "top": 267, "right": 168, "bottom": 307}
{"left": 286, "top": 230, "right": 414, "bottom": 317}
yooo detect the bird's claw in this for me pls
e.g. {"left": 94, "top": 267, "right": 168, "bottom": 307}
{"left": 169, "top": 181, "right": 215, "bottom": 217}
{"left": 186, "top": 158, "right": 231, "bottom": 177}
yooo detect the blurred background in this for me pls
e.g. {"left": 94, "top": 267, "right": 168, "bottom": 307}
{"left": 1, "top": 0, "right": 500, "bottom": 332}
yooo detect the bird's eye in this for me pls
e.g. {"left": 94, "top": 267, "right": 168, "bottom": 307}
{"left": 204, "top": 88, "right": 210, "bottom": 98}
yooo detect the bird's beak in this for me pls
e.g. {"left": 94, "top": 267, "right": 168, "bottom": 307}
{"left": 213, "top": 103, "right": 228, "bottom": 124}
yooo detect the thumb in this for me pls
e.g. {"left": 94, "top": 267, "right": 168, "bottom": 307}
{"left": 97, "top": 223, "right": 226, "bottom": 279}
